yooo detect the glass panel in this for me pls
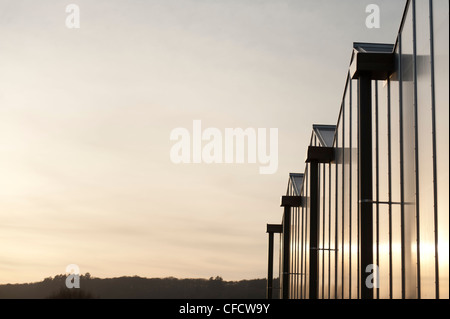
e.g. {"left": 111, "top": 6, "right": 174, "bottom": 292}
{"left": 378, "top": 205, "right": 390, "bottom": 299}
{"left": 319, "top": 164, "right": 325, "bottom": 299}
{"left": 392, "top": 205, "right": 402, "bottom": 299}
{"left": 291, "top": 207, "right": 296, "bottom": 298}
{"left": 296, "top": 206, "right": 300, "bottom": 299}
{"left": 304, "top": 164, "right": 310, "bottom": 299}
{"left": 343, "top": 85, "right": 351, "bottom": 299}
{"left": 297, "top": 206, "right": 301, "bottom": 298}
{"left": 378, "top": 86, "right": 389, "bottom": 203}
{"left": 390, "top": 54, "right": 403, "bottom": 298}
{"left": 289, "top": 208, "right": 293, "bottom": 298}
{"left": 372, "top": 81, "right": 380, "bottom": 298}
{"left": 274, "top": 232, "right": 281, "bottom": 299}
{"left": 324, "top": 163, "right": 330, "bottom": 299}
{"left": 299, "top": 167, "right": 307, "bottom": 299}
{"left": 300, "top": 176, "right": 304, "bottom": 299}
{"left": 400, "top": 3, "right": 418, "bottom": 298}
{"left": 330, "top": 152, "right": 336, "bottom": 299}
{"left": 351, "top": 78, "right": 359, "bottom": 299}
{"left": 415, "top": 0, "right": 436, "bottom": 299}
{"left": 300, "top": 204, "right": 305, "bottom": 299}
{"left": 378, "top": 80, "right": 390, "bottom": 299}
{"left": 433, "top": 0, "right": 449, "bottom": 299}
{"left": 336, "top": 113, "right": 343, "bottom": 298}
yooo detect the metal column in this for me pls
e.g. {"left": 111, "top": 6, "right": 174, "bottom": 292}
{"left": 358, "top": 74, "right": 374, "bottom": 300}
{"left": 267, "top": 231, "right": 274, "bottom": 299}
{"left": 266, "top": 224, "right": 282, "bottom": 299}
{"left": 282, "top": 205, "right": 291, "bottom": 299}
{"left": 350, "top": 42, "right": 394, "bottom": 299}
{"left": 309, "top": 161, "right": 319, "bottom": 299}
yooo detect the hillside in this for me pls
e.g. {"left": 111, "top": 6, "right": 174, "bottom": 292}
{"left": 0, "top": 275, "right": 278, "bottom": 299}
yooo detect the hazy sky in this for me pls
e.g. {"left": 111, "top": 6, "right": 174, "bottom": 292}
{"left": 0, "top": 0, "right": 406, "bottom": 284}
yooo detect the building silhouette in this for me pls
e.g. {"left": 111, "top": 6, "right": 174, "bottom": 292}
{"left": 266, "top": 0, "right": 449, "bottom": 299}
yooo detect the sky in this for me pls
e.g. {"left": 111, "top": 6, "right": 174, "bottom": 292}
{"left": 0, "top": 0, "right": 406, "bottom": 284}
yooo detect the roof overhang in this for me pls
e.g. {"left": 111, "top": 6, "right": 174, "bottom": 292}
{"left": 306, "top": 146, "right": 335, "bottom": 163}
{"left": 350, "top": 42, "right": 395, "bottom": 80}
{"left": 266, "top": 224, "right": 283, "bottom": 233}
{"left": 280, "top": 196, "right": 302, "bottom": 207}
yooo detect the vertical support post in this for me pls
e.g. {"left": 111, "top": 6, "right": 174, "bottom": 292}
{"left": 306, "top": 147, "right": 333, "bottom": 299}
{"left": 428, "top": 0, "right": 440, "bottom": 299}
{"left": 351, "top": 41, "right": 393, "bottom": 299}
{"left": 359, "top": 74, "right": 374, "bottom": 300}
{"left": 282, "top": 206, "right": 291, "bottom": 299}
{"left": 266, "top": 224, "right": 282, "bottom": 299}
{"left": 309, "top": 161, "right": 319, "bottom": 299}
{"left": 267, "top": 231, "right": 274, "bottom": 299}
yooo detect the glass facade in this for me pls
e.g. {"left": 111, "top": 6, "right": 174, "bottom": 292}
{"left": 274, "top": 0, "right": 448, "bottom": 299}
{"left": 433, "top": 0, "right": 449, "bottom": 300}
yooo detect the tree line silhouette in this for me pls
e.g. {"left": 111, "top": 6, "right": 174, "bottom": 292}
{"left": 0, "top": 274, "right": 280, "bottom": 299}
